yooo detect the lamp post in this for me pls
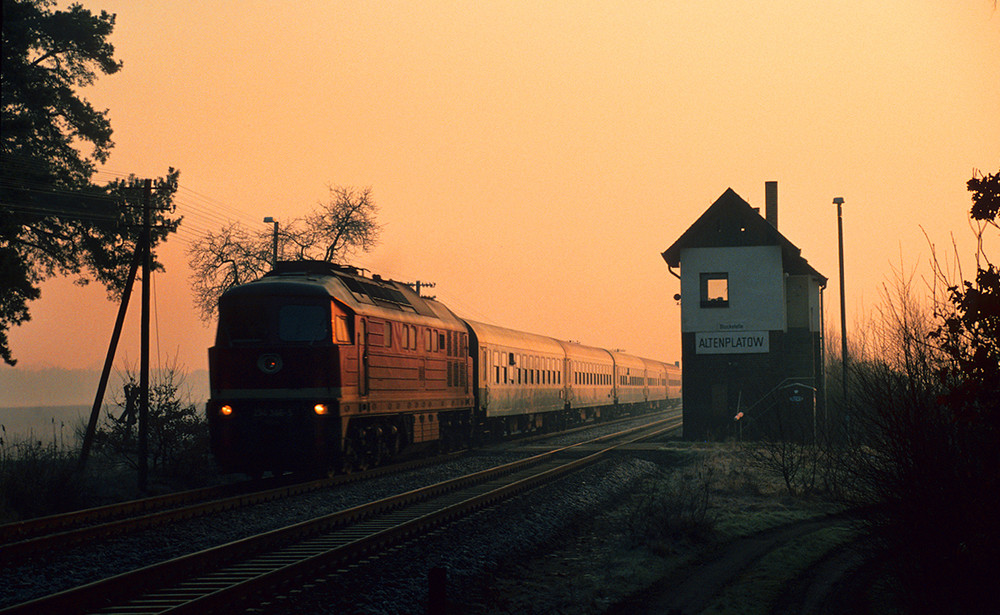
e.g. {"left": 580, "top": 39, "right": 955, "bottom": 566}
{"left": 263, "top": 216, "right": 278, "bottom": 268}
{"left": 834, "top": 197, "right": 848, "bottom": 421}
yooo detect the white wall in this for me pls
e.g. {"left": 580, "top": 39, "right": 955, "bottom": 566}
{"left": 808, "top": 278, "right": 823, "bottom": 333}
{"left": 679, "top": 246, "right": 786, "bottom": 333}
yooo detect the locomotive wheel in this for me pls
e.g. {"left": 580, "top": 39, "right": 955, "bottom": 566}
{"left": 342, "top": 432, "right": 368, "bottom": 472}
{"left": 364, "top": 425, "right": 384, "bottom": 467}
{"left": 386, "top": 425, "right": 401, "bottom": 457}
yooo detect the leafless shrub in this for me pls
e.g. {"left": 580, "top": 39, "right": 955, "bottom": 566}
{"left": 93, "top": 360, "right": 212, "bottom": 489}
{"left": 628, "top": 460, "right": 716, "bottom": 551}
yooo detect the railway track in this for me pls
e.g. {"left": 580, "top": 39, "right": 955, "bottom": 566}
{"left": 1, "top": 412, "right": 680, "bottom": 615}
{"left": 0, "top": 410, "right": 671, "bottom": 563}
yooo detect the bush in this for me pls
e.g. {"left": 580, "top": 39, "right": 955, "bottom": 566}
{"left": 93, "top": 363, "right": 213, "bottom": 490}
{"left": 627, "top": 460, "right": 715, "bottom": 551}
{"left": 0, "top": 436, "right": 92, "bottom": 522}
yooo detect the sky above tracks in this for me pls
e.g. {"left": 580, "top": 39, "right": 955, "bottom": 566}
{"left": 5, "top": 1, "right": 999, "bottom": 392}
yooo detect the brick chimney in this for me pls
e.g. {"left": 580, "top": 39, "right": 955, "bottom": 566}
{"left": 765, "top": 181, "right": 778, "bottom": 228}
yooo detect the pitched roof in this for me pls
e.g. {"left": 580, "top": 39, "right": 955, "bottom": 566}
{"left": 661, "top": 188, "right": 826, "bottom": 283}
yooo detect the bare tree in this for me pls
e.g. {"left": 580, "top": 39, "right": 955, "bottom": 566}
{"left": 290, "top": 186, "right": 381, "bottom": 262}
{"left": 186, "top": 185, "right": 381, "bottom": 321}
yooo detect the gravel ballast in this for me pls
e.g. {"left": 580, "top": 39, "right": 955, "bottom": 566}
{"left": 0, "top": 416, "right": 665, "bottom": 609}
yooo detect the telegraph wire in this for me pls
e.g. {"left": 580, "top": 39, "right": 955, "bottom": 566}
{"left": 5, "top": 158, "right": 291, "bottom": 251}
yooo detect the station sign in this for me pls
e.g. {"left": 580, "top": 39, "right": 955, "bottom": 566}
{"left": 695, "top": 331, "right": 769, "bottom": 354}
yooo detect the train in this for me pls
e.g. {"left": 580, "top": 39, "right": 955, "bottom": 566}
{"left": 207, "top": 260, "right": 681, "bottom": 475}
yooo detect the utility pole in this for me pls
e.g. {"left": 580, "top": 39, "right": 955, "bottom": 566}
{"left": 78, "top": 244, "right": 142, "bottom": 470}
{"left": 834, "top": 196, "right": 848, "bottom": 432}
{"left": 263, "top": 216, "right": 278, "bottom": 268}
{"left": 138, "top": 179, "right": 152, "bottom": 492}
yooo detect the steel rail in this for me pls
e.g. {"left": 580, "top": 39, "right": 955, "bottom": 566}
{"left": 0, "top": 416, "right": 679, "bottom": 615}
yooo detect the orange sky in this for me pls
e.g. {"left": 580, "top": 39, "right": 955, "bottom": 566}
{"left": 5, "top": 1, "right": 999, "bottom": 395}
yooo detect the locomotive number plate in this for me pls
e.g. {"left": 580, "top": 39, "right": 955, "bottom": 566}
{"left": 255, "top": 407, "right": 292, "bottom": 418}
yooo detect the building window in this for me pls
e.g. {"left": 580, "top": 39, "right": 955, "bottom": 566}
{"left": 700, "top": 272, "right": 729, "bottom": 308}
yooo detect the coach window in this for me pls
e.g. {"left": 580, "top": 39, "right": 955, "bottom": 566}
{"left": 700, "top": 272, "right": 729, "bottom": 308}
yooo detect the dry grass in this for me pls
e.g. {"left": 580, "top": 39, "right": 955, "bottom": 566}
{"left": 466, "top": 442, "right": 854, "bottom": 614}
{"left": 702, "top": 523, "right": 861, "bottom": 615}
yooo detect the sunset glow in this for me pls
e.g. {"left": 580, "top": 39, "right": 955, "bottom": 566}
{"left": 4, "top": 1, "right": 998, "bottom": 401}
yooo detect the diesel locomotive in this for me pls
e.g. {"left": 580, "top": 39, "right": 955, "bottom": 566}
{"left": 207, "top": 261, "right": 680, "bottom": 475}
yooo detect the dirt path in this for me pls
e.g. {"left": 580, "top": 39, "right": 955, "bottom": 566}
{"left": 604, "top": 514, "right": 867, "bottom": 615}
{"left": 769, "top": 537, "right": 875, "bottom": 615}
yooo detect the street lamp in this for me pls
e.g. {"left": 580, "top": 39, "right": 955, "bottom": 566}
{"left": 834, "top": 197, "right": 848, "bottom": 422}
{"left": 263, "top": 216, "right": 278, "bottom": 268}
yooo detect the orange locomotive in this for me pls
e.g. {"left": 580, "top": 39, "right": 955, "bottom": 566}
{"left": 208, "top": 261, "right": 472, "bottom": 474}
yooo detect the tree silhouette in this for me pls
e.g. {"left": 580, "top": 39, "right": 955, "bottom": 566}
{"left": 187, "top": 185, "right": 381, "bottom": 320}
{"left": 1, "top": 0, "right": 180, "bottom": 365}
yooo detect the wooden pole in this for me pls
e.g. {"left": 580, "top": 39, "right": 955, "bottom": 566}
{"left": 77, "top": 245, "right": 142, "bottom": 470}
{"left": 138, "top": 179, "right": 152, "bottom": 492}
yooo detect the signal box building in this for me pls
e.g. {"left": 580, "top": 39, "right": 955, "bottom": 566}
{"left": 662, "top": 185, "right": 827, "bottom": 441}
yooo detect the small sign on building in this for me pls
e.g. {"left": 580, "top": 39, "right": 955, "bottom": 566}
{"left": 695, "top": 331, "right": 769, "bottom": 354}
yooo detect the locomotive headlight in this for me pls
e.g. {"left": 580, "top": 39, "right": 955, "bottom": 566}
{"left": 220, "top": 405, "right": 234, "bottom": 417}
{"left": 313, "top": 403, "right": 329, "bottom": 415}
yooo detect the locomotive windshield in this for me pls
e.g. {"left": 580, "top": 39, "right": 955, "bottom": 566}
{"left": 278, "top": 304, "right": 328, "bottom": 342}
{"left": 218, "top": 295, "right": 337, "bottom": 346}
{"left": 221, "top": 299, "right": 268, "bottom": 344}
